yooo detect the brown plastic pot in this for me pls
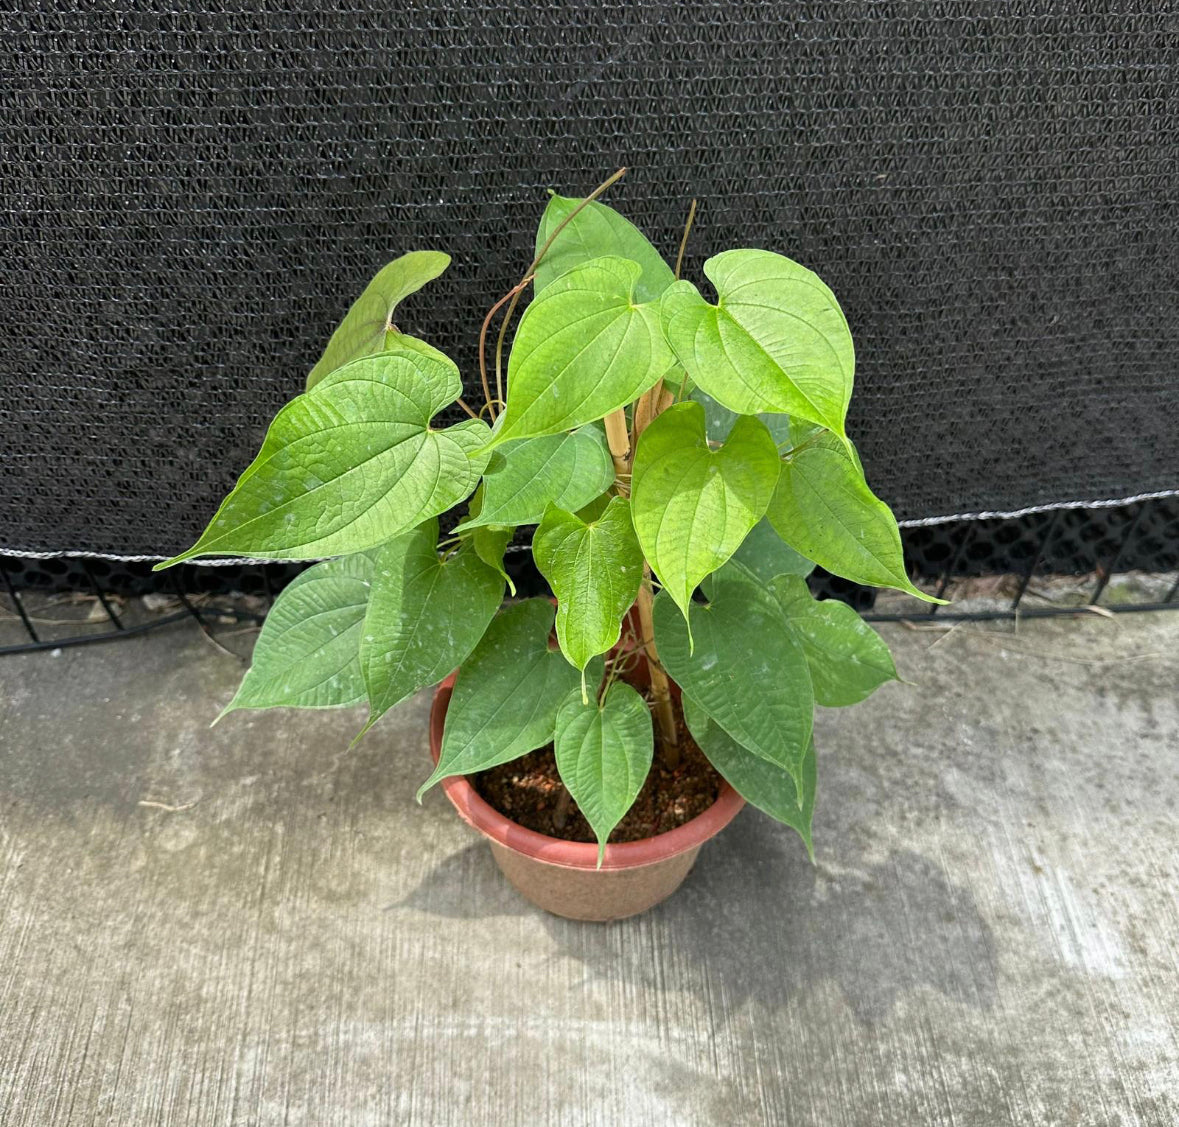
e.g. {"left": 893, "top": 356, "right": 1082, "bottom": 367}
{"left": 428, "top": 673, "right": 745, "bottom": 922}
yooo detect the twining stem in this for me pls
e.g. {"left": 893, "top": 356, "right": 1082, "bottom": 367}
{"left": 673, "top": 198, "right": 698, "bottom": 280}
{"left": 485, "top": 167, "right": 629, "bottom": 416}
{"left": 636, "top": 576, "right": 680, "bottom": 765}
{"left": 477, "top": 275, "right": 533, "bottom": 420}
{"left": 455, "top": 397, "right": 479, "bottom": 421}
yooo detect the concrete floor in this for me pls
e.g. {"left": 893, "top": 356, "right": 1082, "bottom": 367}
{"left": 1, "top": 606, "right": 1177, "bottom": 1125}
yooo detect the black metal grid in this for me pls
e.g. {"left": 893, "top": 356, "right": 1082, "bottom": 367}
{"left": 2, "top": 497, "right": 1176, "bottom": 657}
{"left": 4, "top": 3, "right": 1179, "bottom": 558}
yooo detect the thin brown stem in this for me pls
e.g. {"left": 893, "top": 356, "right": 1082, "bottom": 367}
{"left": 490, "top": 167, "right": 629, "bottom": 418}
{"left": 478, "top": 275, "right": 533, "bottom": 420}
{"left": 455, "top": 396, "right": 479, "bottom": 421}
{"left": 673, "top": 198, "right": 698, "bottom": 280}
{"left": 531, "top": 167, "right": 629, "bottom": 277}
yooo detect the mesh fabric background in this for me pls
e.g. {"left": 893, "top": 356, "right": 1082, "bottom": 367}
{"left": 2, "top": 1, "right": 1176, "bottom": 558}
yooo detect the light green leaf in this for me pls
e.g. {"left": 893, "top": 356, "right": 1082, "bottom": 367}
{"left": 631, "top": 402, "right": 780, "bottom": 629}
{"left": 534, "top": 194, "right": 675, "bottom": 303}
{"left": 731, "top": 518, "right": 814, "bottom": 583}
{"left": 359, "top": 520, "right": 503, "bottom": 737}
{"left": 306, "top": 251, "right": 451, "bottom": 389}
{"left": 554, "top": 680, "right": 654, "bottom": 864}
{"left": 156, "top": 349, "right": 490, "bottom": 567}
{"left": 458, "top": 426, "right": 613, "bottom": 531}
{"left": 683, "top": 693, "right": 815, "bottom": 859}
{"left": 493, "top": 256, "right": 674, "bottom": 444}
{"left": 690, "top": 386, "right": 791, "bottom": 446}
{"left": 219, "top": 551, "right": 377, "bottom": 719}
{"left": 770, "top": 575, "right": 898, "bottom": 706}
{"left": 766, "top": 433, "right": 943, "bottom": 603}
{"left": 532, "top": 496, "right": 644, "bottom": 683}
{"left": 653, "top": 567, "right": 813, "bottom": 782}
{"left": 418, "top": 600, "right": 594, "bottom": 798}
{"left": 661, "top": 248, "right": 854, "bottom": 436}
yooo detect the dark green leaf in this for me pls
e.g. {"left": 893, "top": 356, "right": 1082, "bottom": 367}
{"left": 462, "top": 485, "right": 516, "bottom": 596}
{"left": 306, "top": 252, "right": 451, "bottom": 389}
{"left": 471, "top": 524, "right": 515, "bottom": 598}
{"left": 653, "top": 567, "right": 813, "bottom": 783}
{"left": 219, "top": 551, "right": 377, "bottom": 718}
{"left": 418, "top": 600, "right": 593, "bottom": 798}
{"left": 358, "top": 520, "right": 503, "bottom": 737}
{"left": 731, "top": 518, "right": 814, "bottom": 583}
{"left": 683, "top": 693, "right": 815, "bottom": 860}
{"left": 770, "top": 576, "right": 898, "bottom": 706}
{"left": 555, "top": 680, "right": 654, "bottom": 864}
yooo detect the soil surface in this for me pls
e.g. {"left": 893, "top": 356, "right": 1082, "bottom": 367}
{"left": 473, "top": 696, "right": 723, "bottom": 844}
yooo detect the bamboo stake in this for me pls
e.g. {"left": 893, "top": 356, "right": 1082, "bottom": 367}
{"left": 635, "top": 577, "right": 679, "bottom": 764}
{"left": 603, "top": 408, "right": 631, "bottom": 480}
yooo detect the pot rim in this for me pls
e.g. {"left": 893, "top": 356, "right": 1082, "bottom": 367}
{"left": 429, "top": 672, "right": 745, "bottom": 872}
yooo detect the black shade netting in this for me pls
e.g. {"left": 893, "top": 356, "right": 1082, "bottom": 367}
{"left": 2, "top": 1, "right": 1176, "bottom": 558}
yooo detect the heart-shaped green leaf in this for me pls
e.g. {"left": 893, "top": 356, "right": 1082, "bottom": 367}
{"left": 493, "top": 256, "right": 674, "bottom": 444}
{"left": 534, "top": 195, "right": 675, "bottom": 303}
{"left": 532, "top": 496, "right": 644, "bottom": 685}
{"left": 554, "top": 680, "right": 654, "bottom": 864}
{"left": 156, "top": 348, "right": 490, "bottom": 567}
{"left": 661, "top": 249, "right": 854, "bottom": 436}
{"left": 632, "top": 402, "right": 780, "bottom": 630}
{"left": 306, "top": 251, "right": 451, "bottom": 389}
{"left": 653, "top": 567, "right": 813, "bottom": 783}
{"left": 358, "top": 520, "right": 503, "bottom": 738}
{"left": 766, "top": 433, "right": 943, "bottom": 603}
{"left": 458, "top": 426, "right": 613, "bottom": 531}
{"left": 218, "top": 551, "right": 378, "bottom": 719}
{"left": 683, "top": 693, "right": 815, "bottom": 859}
{"left": 418, "top": 599, "right": 595, "bottom": 799}
{"left": 770, "top": 575, "right": 898, "bottom": 706}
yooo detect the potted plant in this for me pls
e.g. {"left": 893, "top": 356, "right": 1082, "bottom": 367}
{"left": 156, "top": 169, "right": 940, "bottom": 921}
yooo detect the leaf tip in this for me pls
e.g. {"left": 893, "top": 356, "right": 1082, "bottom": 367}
{"left": 349, "top": 716, "right": 376, "bottom": 750}
{"left": 414, "top": 777, "right": 436, "bottom": 805}
{"left": 209, "top": 706, "right": 232, "bottom": 729}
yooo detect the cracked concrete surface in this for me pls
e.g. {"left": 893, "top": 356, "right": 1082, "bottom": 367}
{"left": 0, "top": 609, "right": 1177, "bottom": 1125}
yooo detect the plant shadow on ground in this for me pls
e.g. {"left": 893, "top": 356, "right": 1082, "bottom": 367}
{"left": 396, "top": 809, "right": 998, "bottom": 1024}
